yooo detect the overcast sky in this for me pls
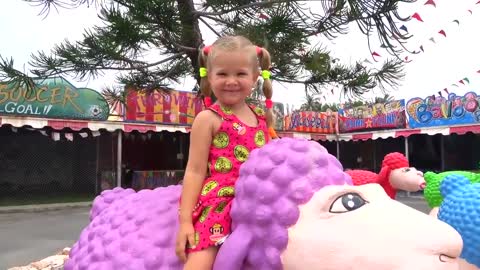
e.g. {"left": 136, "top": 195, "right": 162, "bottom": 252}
{"left": 1, "top": 0, "right": 479, "bottom": 109}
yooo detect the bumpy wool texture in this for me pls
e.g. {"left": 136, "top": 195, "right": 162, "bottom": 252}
{"left": 424, "top": 170, "right": 479, "bottom": 208}
{"left": 438, "top": 174, "right": 480, "bottom": 268}
{"left": 346, "top": 170, "right": 378, "bottom": 185}
{"left": 64, "top": 138, "right": 352, "bottom": 270}
{"left": 65, "top": 185, "right": 183, "bottom": 270}
{"left": 215, "top": 137, "right": 352, "bottom": 270}
{"left": 89, "top": 187, "right": 136, "bottom": 221}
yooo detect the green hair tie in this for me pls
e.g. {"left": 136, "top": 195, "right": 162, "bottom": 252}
{"left": 199, "top": 67, "right": 207, "bottom": 77}
{"left": 261, "top": 70, "right": 271, "bottom": 79}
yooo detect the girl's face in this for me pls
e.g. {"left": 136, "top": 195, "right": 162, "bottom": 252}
{"left": 207, "top": 49, "right": 259, "bottom": 107}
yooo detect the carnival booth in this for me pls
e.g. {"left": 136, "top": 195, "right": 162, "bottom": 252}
{"left": 0, "top": 77, "right": 192, "bottom": 204}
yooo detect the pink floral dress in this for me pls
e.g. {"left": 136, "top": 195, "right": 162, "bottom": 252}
{"left": 186, "top": 103, "right": 269, "bottom": 253}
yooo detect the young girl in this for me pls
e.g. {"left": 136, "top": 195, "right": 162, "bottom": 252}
{"left": 175, "top": 35, "right": 277, "bottom": 270}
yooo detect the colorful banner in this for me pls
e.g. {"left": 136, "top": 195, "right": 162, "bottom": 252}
{"left": 284, "top": 110, "right": 337, "bottom": 134}
{"left": 406, "top": 92, "right": 480, "bottom": 128}
{"left": 338, "top": 100, "right": 407, "bottom": 133}
{"left": 125, "top": 89, "right": 204, "bottom": 125}
{"left": 0, "top": 77, "right": 109, "bottom": 121}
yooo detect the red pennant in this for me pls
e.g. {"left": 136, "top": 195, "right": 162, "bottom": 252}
{"left": 412, "top": 12, "right": 424, "bottom": 22}
{"left": 438, "top": 30, "right": 446, "bottom": 37}
{"left": 258, "top": 13, "right": 269, "bottom": 19}
{"left": 459, "top": 80, "right": 465, "bottom": 85}
{"left": 424, "top": 0, "right": 436, "bottom": 7}
{"left": 371, "top": 51, "right": 381, "bottom": 62}
{"left": 477, "top": 0, "right": 480, "bottom": 4}
{"left": 468, "top": 10, "right": 473, "bottom": 14}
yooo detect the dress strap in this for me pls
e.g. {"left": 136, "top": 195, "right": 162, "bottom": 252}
{"left": 248, "top": 104, "right": 267, "bottom": 121}
{"left": 208, "top": 103, "right": 234, "bottom": 121}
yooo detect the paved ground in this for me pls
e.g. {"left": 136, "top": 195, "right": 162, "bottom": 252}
{"left": 0, "top": 197, "right": 431, "bottom": 269}
{"left": 0, "top": 207, "right": 89, "bottom": 269}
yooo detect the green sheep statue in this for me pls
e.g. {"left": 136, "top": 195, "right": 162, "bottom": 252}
{"left": 424, "top": 170, "right": 480, "bottom": 208}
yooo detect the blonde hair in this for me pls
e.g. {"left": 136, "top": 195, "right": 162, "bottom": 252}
{"left": 198, "top": 35, "right": 277, "bottom": 139}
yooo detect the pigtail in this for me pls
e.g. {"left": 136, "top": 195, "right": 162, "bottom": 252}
{"left": 199, "top": 46, "right": 212, "bottom": 107}
{"left": 257, "top": 47, "right": 278, "bottom": 139}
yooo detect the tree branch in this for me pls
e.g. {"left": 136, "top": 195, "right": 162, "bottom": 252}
{"left": 193, "top": 0, "right": 289, "bottom": 17}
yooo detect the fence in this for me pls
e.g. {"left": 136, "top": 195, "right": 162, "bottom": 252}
{"left": 0, "top": 125, "right": 189, "bottom": 206}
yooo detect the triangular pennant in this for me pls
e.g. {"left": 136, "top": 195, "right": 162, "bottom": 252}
{"left": 420, "top": 45, "right": 424, "bottom": 52}
{"left": 399, "top": 25, "right": 408, "bottom": 32}
{"left": 443, "top": 88, "right": 449, "bottom": 94}
{"left": 438, "top": 30, "right": 446, "bottom": 37}
{"left": 468, "top": 10, "right": 473, "bottom": 15}
{"left": 463, "top": 77, "right": 470, "bottom": 84}
{"left": 411, "top": 12, "right": 424, "bottom": 22}
{"left": 371, "top": 51, "right": 381, "bottom": 62}
{"left": 452, "top": 19, "right": 460, "bottom": 25}
{"left": 459, "top": 80, "right": 465, "bottom": 85}
{"left": 424, "top": 0, "right": 436, "bottom": 7}
{"left": 429, "top": 37, "right": 436, "bottom": 43}
{"left": 438, "top": 91, "right": 442, "bottom": 97}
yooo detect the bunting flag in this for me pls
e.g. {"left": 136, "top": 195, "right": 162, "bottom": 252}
{"left": 429, "top": 69, "right": 479, "bottom": 98}
{"left": 411, "top": 12, "right": 424, "bottom": 22}
{"left": 370, "top": 0, "right": 480, "bottom": 63}
{"left": 424, "top": 0, "right": 436, "bottom": 7}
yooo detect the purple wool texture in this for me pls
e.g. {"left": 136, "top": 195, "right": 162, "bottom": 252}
{"left": 213, "top": 137, "right": 352, "bottom": 270}
{"left": 64, "top": 137, "right": 352, "bottom": 270}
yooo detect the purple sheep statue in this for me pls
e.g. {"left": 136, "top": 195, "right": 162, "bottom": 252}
{"left": 65, "top": 138, "right": 464, "bottom": 270}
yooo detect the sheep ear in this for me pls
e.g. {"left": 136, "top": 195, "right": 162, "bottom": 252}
{"left": 440, "top": 174, "right": 470, "bottom": 198}
{"left": 213, "top": 225, "right": 252, "bottom": 270}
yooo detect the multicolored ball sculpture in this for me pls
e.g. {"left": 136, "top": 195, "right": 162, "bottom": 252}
{"left": 424, "top": 170, "right": 480, "bottom": 208}
{"left": 438, "top": 174, "right": 480, "bottom": 269}
{"left": 65, "top": 138, "right": 463, "bottom": 270}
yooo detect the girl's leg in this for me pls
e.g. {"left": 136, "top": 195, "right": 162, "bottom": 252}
{"left": 183, "top": 246, "right": 219, "bottom": 270}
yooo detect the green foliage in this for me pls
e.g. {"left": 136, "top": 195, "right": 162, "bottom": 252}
{"left": 1, "top": 0, "right": 416, "bottom": 107}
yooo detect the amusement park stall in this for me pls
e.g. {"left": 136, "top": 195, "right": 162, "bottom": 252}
{"left": 0, "top": 77, "right": 191, "bottom": 204}
{"left": 289, "top": 92, "right": 480, "bottom": 174}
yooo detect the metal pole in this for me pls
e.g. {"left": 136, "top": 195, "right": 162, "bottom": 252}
{"left": 116, "top": 130, "right": 123, "bottom": 187}
{"left": 404, "top": 136, "right": 410, "bottom": 197}
{"left": 404, "top": 136, "right": 409, "bottom": 161}
{"left": 336, "top": 139, "right": 340, "bottom": 160}
{"left": 95, "top": 136, "right": 100, "bottom": 194}
{"left": 440, "top": 135, "right": 445, "bottom": 171}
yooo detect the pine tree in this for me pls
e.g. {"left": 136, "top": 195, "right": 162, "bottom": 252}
{"left": 0, "top": 0, "right": 415, "bottom": 106}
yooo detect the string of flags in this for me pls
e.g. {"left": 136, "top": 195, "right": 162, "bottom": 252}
{"left": 345, "top": 0, "right": 480, "bottom": 100}
{"left": 434, "top": 69, "right": 480, "bottom": 98}
{"left": 370, "top": 0, "right": 480, "bottom": 63}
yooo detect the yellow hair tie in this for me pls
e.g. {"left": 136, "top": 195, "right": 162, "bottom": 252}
{"left": 261, "top": 70, "right": 271, "bottom": 79}
{"left": 199, "top": 67, "right": 207, "bottom": 77}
